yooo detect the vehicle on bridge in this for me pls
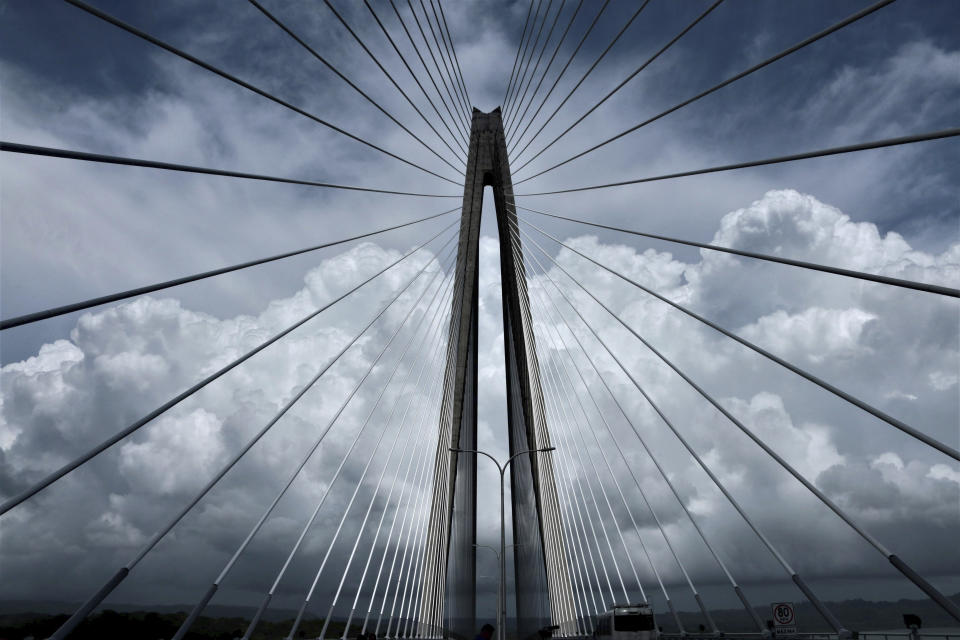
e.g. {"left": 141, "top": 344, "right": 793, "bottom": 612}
{"left": 594, "top": 604, "right": 658, "bottom": 640}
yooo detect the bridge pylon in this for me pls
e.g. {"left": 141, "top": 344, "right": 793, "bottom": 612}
{"left": 418, "top": 108, "right": 577, "bottom": 639}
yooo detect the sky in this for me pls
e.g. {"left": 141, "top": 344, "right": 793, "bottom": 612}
{"left": 1, "top": 0, "right": 959, "bottom": 632}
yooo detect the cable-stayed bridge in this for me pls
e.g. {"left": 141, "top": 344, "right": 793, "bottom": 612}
{"left": 1, "top": 1, "right": 958, "bottom": 639}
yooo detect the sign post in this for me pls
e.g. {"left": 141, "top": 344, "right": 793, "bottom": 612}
{"left": 771, "top": 602, "right": 798, "bottom": 635}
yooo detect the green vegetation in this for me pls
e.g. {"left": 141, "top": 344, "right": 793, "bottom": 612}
{"left": 2, "top": 593, "right": 958, "bottom": 639}
{"left": 0, "top": 608, "right": 362, "bottom": 640}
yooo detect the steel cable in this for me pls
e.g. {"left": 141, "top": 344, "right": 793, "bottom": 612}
{"left": 513, "top": 225, "right": 849, "bottom": 632}
{"left": 516, "top": 204, "right": 960, "bottom": 297}
{"left": 529, "top": 347, "right": 604, "bottom": 624}
{"left": 528, "top": 272, "right": 720, "bottom": 631}
{"left": 436, "top": 0, "right": 472, "bottom": 109}
{"left": 517, "top": 283, "right": 620, "bottom": 613}
{"left": 517, "top": 222, "right": 960, "bottom": 624}
{"left": 379, "top": 273, "right": 459, "bottom": 638}
{"left": 504, "top": 0, "right": 568, "bottom": 140}
{"left": 504, "top": 0, "right": 545, "bottom": 123}
{"left": 427, "top": 0, "right": 471, "bottom": 116}
{"left": 512, "top": 0, "right": 899, "bottom": 181}
{"left": 540, "top": 353, "right": 637, "bottom": 604}
{"left": 285, "top": 270, "right": 455, "bottom": 640}
{"left": 0, "top": 207, "right": 458, "bottom": 330}
{"left": 505, "top": 0, "right": 583, "bottom": 149}
{"left": 521, "top": 215, "right": 960, "bottom": 461}
{"left": 45, "top": 227, "right": 458, "bottom": 640}
{"left": 0, "top": 221, "right": 456, "bottom": 518}
{"left": 378, "top": 403, "right": 444, "bottom": 636}
{"left": 388, "top": 0, "right": 471, "bottom": 144}
{"left": 515, "top": 235, "right": 688, "bottom": 631}
{"left": 357, "top": 365, "right": 444, "bottom": 636}
{"left": 540, "top": 362, "right": 617, "bottom": 610}
{"left": 321, "top": 0, "right": 467, "bottom": 169}
{"left": 509, "top": 0, "right": 651, "bottom": 169}
{"left": 507, "top": 0, "right": 610, "bottom": 159}
{"left": 525, "top": 264, "right": 766, "bottom": 630}
{"left": 63, "top": 0, "right": 462, "bottom": 185}
{"left": 251, "top": 0, "right": 464, "bottom": 174}
{"left": 502, "top": 0, "right": 537, "bottom": 112}
{"left": 174, "top": 247, "right": 455, "bottom": 640}
{"left": 370, "top": 419, "right": 438, "bottom": 637}
{"left": 514, "top": 0, "right": 724, "bottom": 171}
{"left": 1, "top": 141, "right": 462, "bottom": 197}
{"left": 407, "top": 0, "right": 471, "bottom": 130}
{"left": 366, "top": 0, "right": 469, "bottom": 158}
{"left": 343, "top": 334, "right": 449, "bottom": 638}
{"left": 503, "top": 0, "right": 558, "bottom": 126}
{"left": 515, "top": 348, "right": 592, "bottom": 628}
{"left": 419, "top": 0, "right": 471, "bottom": 121}
{"left": 514, "top": 128, "right": 960, "bottom": 191}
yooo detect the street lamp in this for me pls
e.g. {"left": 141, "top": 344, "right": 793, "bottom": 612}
{"left": 451, "top": 446, "right": 556, "bottom": 640}
{"left": 474, "top": 542, "right": 501, "bottom": 639}
{"left": 474, "top": 543, "right": 521, "bottom": 640}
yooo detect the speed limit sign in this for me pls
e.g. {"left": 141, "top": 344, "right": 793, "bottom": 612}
{"left": 773, "top": 602, "right": 795, "bottom": 623}
{"left": 771, "top": 602, "right": 797, "bottom": 633}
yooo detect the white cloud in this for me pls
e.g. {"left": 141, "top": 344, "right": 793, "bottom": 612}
{"left": 1, "top": 175, "right": 957, "bottom": 619}
{"left": 929, "top": 464, "right": 960, "bottom": 485}
{"left": 0, "top": 240, "right": 451, "bottom": 604}
{"left": 1, "top": 0, "right": 958, "bottom": 617}
{"left": 119, "top": 408, "right": 227, "bottom": 495}
{"left": 528, "top": 188, "right": 959, "bottom": 591}
{"left": 86, "top": 506, "right": 148, "bottom": 548}
{"left": 739, "top": 307, "right": 877, "bottom": 364}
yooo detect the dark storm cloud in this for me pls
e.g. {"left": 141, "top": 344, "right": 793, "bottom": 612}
{"left": 1, "top": 0, "right": 958, "bottom": 625}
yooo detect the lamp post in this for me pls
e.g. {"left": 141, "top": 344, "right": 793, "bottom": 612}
{"left": 474, "top": 543, "right": 521, "bottom": 640}
{"left": 451, "top": 446, "right": 556, "bottom": 640}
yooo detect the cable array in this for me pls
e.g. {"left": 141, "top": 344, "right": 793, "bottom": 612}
{"left": 511, "top": 215, "right": 960, "bottom": 626}
{"left": 3, "top": 0, "right": 958, "bottom": 636}
{"left": 45, "top": 227, "right": 458, "bottom": 640}
{"left": 0, "top": 207, "right": 459, "bottom": 330}
{"left": 514, "top": 128, "right": 960, "bottom": 192}
{"left": 504, "top": 0, "right": 562, "bottom": 128}
{"left": 512, "top": 0, "right": 899, "bottom": 181}
{"left": 0, "top": 141, "right": 462, "bottom": 198}
{"left": 251, "top": 0, "right": 464, "bottom": 173}
{"left": 504, "top": 0, "right": 583, "bottom": 149}
{"left": 509, "top": 0, "right": 651, "bottom": 167}
{"left": 507, "top": 0, "right": 610, "bottom": 160}
{"left": 63, "top": 0, "right": 463, "bottom": 186}
{"left": 511, "top": 0, "right": 724, "bottom": 169}
{"left": 366, "top": 0, "right": 469, "bottom": 157}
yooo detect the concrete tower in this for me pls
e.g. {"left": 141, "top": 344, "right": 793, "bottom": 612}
{"left": 418, "top": 108, "right": 576, "bottom": 639}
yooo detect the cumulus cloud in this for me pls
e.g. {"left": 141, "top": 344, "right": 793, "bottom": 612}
{"left": 1, "top": 241, "right": 451, "bottom": 606}
{"left": 119, "top": 409, "right": 227, "bottom": 495}
{"left": 1, "top": 165, "right": 958, "bottom": 623}
{"left": 2, "top": 0, "right": 958, "bottom": 621}
{"left": 526, "top": 189, "right": 959, "bottom": 604}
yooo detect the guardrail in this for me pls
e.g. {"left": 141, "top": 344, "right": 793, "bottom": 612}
{"left": 657, "top": 634, "right": 960, "bottom": 640}
{"left": 544, "top": 635, "right": 960, "bottom": 640}
{"left": 861, "top": 635, "right": 959, "bottom": 640}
